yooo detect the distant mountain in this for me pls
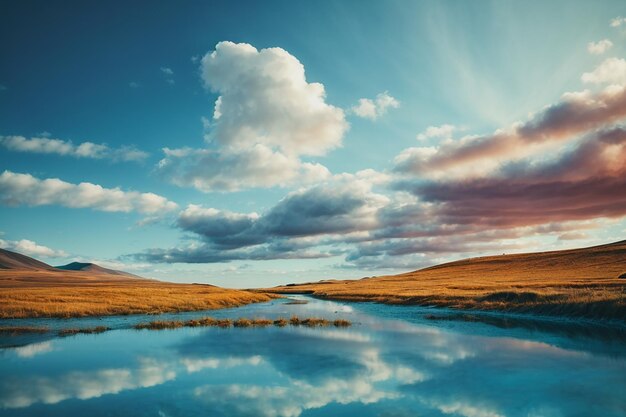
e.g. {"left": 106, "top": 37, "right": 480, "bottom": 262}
{"left": 56, "top": 261, "right": 140, "bottom": 278}
{"left": 0, "top": 248, "right": 143, "bottom": 280}
{"left": 0, "top": 248, "right": 55, "bottom": 270}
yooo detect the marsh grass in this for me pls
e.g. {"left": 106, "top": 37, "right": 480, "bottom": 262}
{"left": 301, "top": 318, "right": 330, "bottom": 327}
{"left": 58, "top": 326, "right": 110, "bottom": 336}
{"left": 0, "top": 326, "right": 48, "bottom": 335}
{"left": 134, "top": 321, "right": 184, "bottom": 330}
{"left": 134, "top": 315, "right": 351, "bottom": 331}
{"left": 273, "top": 318, "right": 288, "bottom": 327}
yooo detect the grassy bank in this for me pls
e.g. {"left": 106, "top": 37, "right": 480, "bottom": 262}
{"left": 263, "top": 241, "right": 626, "bottom": 321}
{"left": 0, "top": 275, "right": 279, "bottom": 318}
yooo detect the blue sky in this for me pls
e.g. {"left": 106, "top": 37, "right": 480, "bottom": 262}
{"left": 1, "top": 0, "right": 625, "bottom": 287}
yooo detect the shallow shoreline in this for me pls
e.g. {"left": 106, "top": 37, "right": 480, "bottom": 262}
{"left": 262, "top": 290, "right": 626, "bottom": 324}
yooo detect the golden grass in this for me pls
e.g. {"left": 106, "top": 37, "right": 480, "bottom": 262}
{"left": 133, "top": 315, "right": 351, "bottom": 330}
{"left": 0, "top": 271, "right": 278, "bottom": 318}
{"left": 263, "top": 241, "right": 626, "bottom": 320}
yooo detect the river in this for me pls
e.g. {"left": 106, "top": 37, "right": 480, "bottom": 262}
{"left": 1, "top": 296, "right": 625, "bottom": 417}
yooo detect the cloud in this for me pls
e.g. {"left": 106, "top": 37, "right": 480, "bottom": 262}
{"left": 581, "top": 57, "right": 626, "bottom": 85}
{"left": 416, "top": 124, "right": 457, "bottom": 141}
{"left": 133, "top": 175, "right": 387, "bottom": 263}
{"left": 587, "top": 39, "right": 613, "bottom": 55}
{"left": 139, "top": 58, "right": 626, "bottom": 269}
{"left": 138, "top": 118, "right": 626, "bottom": 266}
{"left": 157, "top": 145, "right": 330, "bottom": 192}
{"left": 0, "top": 170, "right": 178, "bottom": 214}
{"left": 351, "top": 92, "right": 400, "bottom": 120}
{"left": 0, "top": 135, "right": 149, "bottom": 162}
{"left": 135, "top": 242, "right": 333, "bottom": 264}
{"left": 0, "top": 358, "right": 175, "bottom": 409}
{"left": 129, "top": 81, "right": 140, "bottom": 88}
{"left": 201, "top": 41, "right": 348, "bottom": 156}
{"left": 610, "top": 17, "right": 626, "bottom": 27}
{"left": 181, "top": 356, "right": 263, "bottom": 373}
{"left": 157, "top": 41, "right": 348, "bottom": 192}
{"left": 12, "top": 342, "right": 54, "bottom": 358}
{"left": 0, "top": 237, "right": 67, "bottom": 258}
{"left": 393, "top": 85, "right": 626, "bottom": 179}
{"left": 397, "top": 127, "right": 626, "bottom": 228}
{"left": 160, "top": 67, "right": 174, "bottom": 84}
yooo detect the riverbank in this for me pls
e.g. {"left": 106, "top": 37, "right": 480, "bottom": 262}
{"left": 262, "top": 241, "right": 626, "bottom": 321}
{"left": 0, "top": 278, "right": 279, "bottom": 318}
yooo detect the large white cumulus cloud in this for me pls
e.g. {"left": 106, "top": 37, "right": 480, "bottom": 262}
{"left": 157, "top": 41, "right": 348, "bottom": 191}
{"left": 202, "top": 41, "right": 348, "bottom": 156}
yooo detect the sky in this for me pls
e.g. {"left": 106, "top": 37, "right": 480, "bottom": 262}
{"left": 1, "top": 0, "right": 625, "bottom": 287}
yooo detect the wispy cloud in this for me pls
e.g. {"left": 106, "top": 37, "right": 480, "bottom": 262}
{"left": 0, "top": 236, "right": 67, "bottom": 258}
{"left": 0, "top": 170, "right": 178, "bottom": 214}
{"left": 0, "top": 135, "right": 149, "bottom": 162}
{"left": 416, "top": 124, "right": 457, "bottom": 141}
{"left": 160, "top": 67, "right": 174, "bottom": 84}
{"left": 581, "top": 57, "right": 626, "bottom": 85}
{"left": 394, "top": 85, "right": 626, "bottom": 179}
{"left": 587, "top": 39, "right": 613, "bottom": 55}
{"left": 351, "top": 92, "right": 400, "bottom": 120}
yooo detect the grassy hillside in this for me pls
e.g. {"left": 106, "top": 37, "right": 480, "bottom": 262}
{"left": 264, "top": 241, "right": 626, "bottom": 320}
{"left": 0, "top": 249, "right": 277, "bottom": 318}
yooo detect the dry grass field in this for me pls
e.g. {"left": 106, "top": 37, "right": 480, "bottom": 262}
{"left": 0, "top": 269, "right": 277, "bottom": 319}
{"left": 263, "top": 241, "right": 626, "bottom": 321}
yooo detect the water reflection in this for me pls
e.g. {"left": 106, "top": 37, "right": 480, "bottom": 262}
{"left": 1, "top": 357, "right": 175, "bottom": 409}
{"left": 12, "top": 341, "right": 53, "bottom": 358}
{"left": 0, "top": 297, "right": 625, "bottom": 417}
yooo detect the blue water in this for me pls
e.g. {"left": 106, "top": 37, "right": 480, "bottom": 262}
{"left": 1, "top": 296, "right": 625, "bottom": 417}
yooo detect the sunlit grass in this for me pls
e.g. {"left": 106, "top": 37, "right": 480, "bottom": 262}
{"left": 265, "top": 242, "right": 626, "bottom": 320}
{"left": 0, "top": 275, "right": 279, "bottom": 318}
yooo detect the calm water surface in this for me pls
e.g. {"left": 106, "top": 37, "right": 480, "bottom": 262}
{"left": 1, "top": 296, "right": 625, "bottom": 417}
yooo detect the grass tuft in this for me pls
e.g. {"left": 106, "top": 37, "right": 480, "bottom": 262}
{"left": 132, "top": 315, "right": 351, "bottom": 331}
{"left": 273, "top": 318, "right": 288, "bottom": 327}
{"left": 301, "top": 317, "right": 330, "bottom": 327}
{"left": 134, "top": 320, "right": 183, "bottom": 330}
{"left": 58, "top": 326, "right": 110, "bottom": 336}
{"left": 333, "top": 319, "right": 352, "bottom": 327}
{"left": 0, "top": 326, "right": 48, "bottom": 335}
{"left": 234, "top": 318, "right": 252, "bottom": 327}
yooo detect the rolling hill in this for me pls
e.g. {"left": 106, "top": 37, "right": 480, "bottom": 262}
{"left": 0, "top": 248, "right": 56, "bottom": 271}
{"left": 264, "top": 240, "right": 626, "bottom": 320}
{"left": 56, "top": 261, "right": 141, "bottom": 278}
{"left": 0, "top": 248, "right": 276, "bottom": 318}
